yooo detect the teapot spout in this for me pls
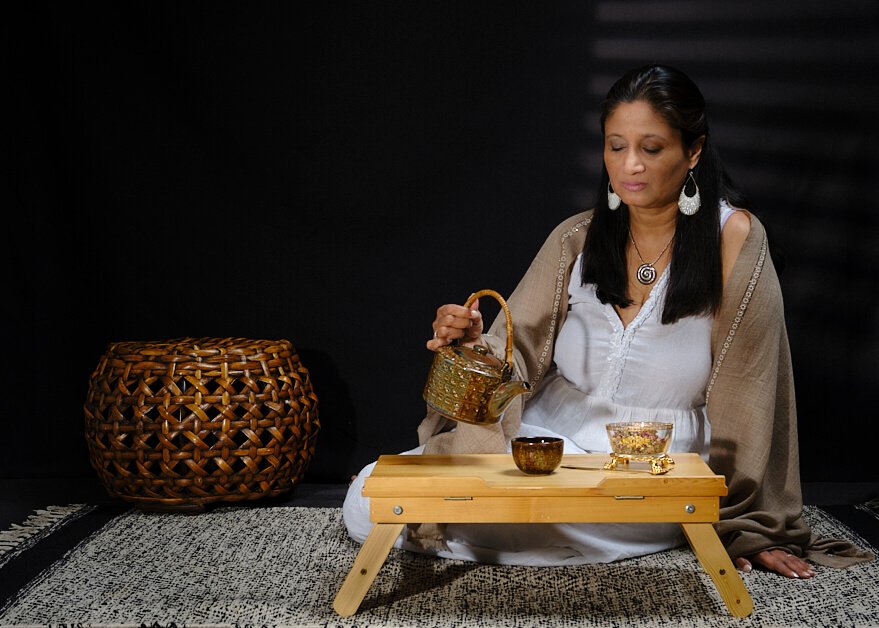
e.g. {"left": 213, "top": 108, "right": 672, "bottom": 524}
{"left": 488, "top": 380, "right": 532, "bottom": 418}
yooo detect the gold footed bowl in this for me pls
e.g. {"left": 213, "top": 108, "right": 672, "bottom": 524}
{"left": 604, "top": 421, "right": 675, "bottom": 475}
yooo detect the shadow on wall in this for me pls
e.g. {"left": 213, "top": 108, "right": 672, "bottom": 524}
{"left": 297, "top": 347, "right": 359, "bottom": 483}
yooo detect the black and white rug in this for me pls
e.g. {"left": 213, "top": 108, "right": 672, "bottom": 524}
{"left": 0, "top": 504, "right": 876, "bottom": 627}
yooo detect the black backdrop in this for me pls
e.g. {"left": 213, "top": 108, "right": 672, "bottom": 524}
{"left": 6, "top": 2, "right": 879, "bottom": 486}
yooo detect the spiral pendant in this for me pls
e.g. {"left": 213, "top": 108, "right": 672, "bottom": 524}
{"left": 636, "top": 263, "right": 657, "bottom": 285}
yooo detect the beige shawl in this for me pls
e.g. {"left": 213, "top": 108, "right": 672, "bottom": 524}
{"left": 417, "top": 210, "right": 872, "bottom": 567}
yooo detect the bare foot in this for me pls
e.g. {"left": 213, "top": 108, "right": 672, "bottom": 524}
{"left": 734, "top": 549, "right": 816, "bottom": 578}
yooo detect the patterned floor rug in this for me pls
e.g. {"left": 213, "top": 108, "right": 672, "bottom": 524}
{"left": 0, "top": 504, "right": 92, "bottom": 569}
{"left": 0, "top": 505, "right": 876, "bottom": 627}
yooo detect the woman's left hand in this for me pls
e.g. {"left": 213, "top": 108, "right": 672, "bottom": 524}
{"left": 734, "top": 549, "right": 816, "bottom": 579}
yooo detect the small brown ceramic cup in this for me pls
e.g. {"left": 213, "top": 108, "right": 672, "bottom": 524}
{"left": 511, "top": 436, "right": 564, "bottom": 475}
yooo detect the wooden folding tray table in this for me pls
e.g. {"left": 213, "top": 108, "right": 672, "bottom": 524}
{"left": 333, "top": 453, "right": 753, "bottom": 618}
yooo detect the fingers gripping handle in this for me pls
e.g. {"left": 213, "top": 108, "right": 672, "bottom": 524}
{"left": 464, "top": 289, "right": 515, "bottom": 374}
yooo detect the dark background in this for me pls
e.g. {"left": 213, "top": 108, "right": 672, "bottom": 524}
{"left": 5, "top": 2, "right": 879, "bottom": 486}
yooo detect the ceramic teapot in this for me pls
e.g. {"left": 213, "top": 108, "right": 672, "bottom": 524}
{"left": 423, "top": 289, "right": 531, "bottom": 425}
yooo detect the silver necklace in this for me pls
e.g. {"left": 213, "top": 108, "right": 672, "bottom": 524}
{"left": 629, "top": 230, "right": 674, "bottom": 285}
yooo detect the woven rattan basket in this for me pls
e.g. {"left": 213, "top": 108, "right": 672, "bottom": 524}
{"left": 84, "top": 337, "right": 319, "bottom": 511}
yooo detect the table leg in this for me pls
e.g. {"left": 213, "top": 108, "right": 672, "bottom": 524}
{"left": 333, "top": 522, "right": 405, "bottom": 617}
{"left": 681, "top": 523, "right": 754, "bottom": 618}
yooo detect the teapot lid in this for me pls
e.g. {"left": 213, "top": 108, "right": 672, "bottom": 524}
{"left": 442, "top": 343, "right": 506, "bottom": 376}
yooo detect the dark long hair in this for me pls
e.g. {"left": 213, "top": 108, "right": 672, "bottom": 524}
{"left": 580, "top": 64, "right": 748, "bottom": 324}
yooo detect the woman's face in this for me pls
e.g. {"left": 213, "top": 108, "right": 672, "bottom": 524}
{"left": 603, "top": 100, "right": 702, "bottom": 214}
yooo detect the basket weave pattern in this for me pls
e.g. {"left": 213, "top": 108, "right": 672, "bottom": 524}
{"left": 83, "top": 337, "right": 319, "bottom": 509}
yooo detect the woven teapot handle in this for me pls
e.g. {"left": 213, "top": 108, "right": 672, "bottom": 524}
{"left": 463, "top": 289, "right": 515, "bottom": 373}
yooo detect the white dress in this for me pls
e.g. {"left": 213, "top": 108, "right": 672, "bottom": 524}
{"left": 343, "top": 205, "right": 737, "bottom": 566}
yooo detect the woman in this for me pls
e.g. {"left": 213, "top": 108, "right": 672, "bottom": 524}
{"left": 343, "top": 65, "right": 872, "bottom": 577}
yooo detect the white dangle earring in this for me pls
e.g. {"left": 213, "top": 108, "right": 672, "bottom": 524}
{"left": 607, "top": 183, "right": 621, "bottom": 210}
{"left": 678, "top": 170, "right": 701, "bottom": 215}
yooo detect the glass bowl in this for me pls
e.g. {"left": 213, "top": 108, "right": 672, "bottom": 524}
{"left": 606, "top": 421, "right": 673, "bottom": 457}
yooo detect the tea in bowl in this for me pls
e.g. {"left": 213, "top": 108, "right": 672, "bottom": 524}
{"left": 511, "top": 436, "right": 564, "bottom": 475}
{"left": 606, "top": 421, "right": 673, "bottom": 457}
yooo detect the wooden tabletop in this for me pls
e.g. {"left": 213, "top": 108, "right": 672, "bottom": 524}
{"left": 364, "top": 453, "right": 727, "bottom": 498}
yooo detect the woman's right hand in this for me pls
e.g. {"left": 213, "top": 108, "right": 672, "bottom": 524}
{"left": 426, "top": 299, "right": 483, "bottom": 351}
